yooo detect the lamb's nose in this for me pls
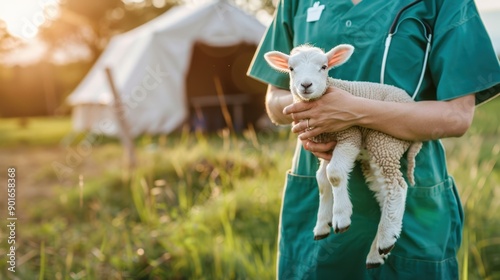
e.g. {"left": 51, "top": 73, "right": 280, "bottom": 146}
{"left": 301, "top": 82, "right": 312, "bottom": 90}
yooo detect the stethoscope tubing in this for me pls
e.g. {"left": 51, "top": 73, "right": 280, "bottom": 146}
{"left": 380, "top": 0, "right": 431, "bottom": 100}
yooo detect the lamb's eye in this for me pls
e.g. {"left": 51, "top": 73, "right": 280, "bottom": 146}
{"left": 321, "top": 65, "right": 327, "bottom": 70}
{"left": 289, "top": 67, "right": 294, "bottom": 71}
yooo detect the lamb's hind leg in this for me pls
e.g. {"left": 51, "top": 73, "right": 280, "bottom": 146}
{"left": 360, "top": 149, "right": 389, "bottom": 268}
{"left": 328, "top": 128, "right": 362, "bottom": 234}
{"left": 366, "top": 132, "right": 410, "bottom": 258}
{"left": 376, "top": 173, "right": 408, "bottom": 254}
{"left": 313, "top": 159, "right": 334, "bottom": 240}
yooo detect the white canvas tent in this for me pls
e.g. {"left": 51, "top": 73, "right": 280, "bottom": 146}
{"left": 67, "top": 0, "right": 266, "bottom": 136}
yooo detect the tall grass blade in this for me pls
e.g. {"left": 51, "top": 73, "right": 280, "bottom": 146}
{"left": 39, "top": 241, "right": 45, "bottom": 280}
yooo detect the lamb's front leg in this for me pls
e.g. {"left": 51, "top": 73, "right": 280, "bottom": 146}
{"left": 328, "top": 128, "right": 362, "bottom": 233}
{"left": 313, "top": 159, "right": 333, "bottom": 240}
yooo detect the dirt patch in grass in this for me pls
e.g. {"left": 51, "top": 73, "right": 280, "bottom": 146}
{"left": 0, "top": 144, "right": 124, "bottom": 219}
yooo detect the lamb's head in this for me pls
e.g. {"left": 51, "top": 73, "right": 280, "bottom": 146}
{"left": 264, "top": 44, "right": 354, "bottom": 101}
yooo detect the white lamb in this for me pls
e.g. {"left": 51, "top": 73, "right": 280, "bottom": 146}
{"left": 264, "top": 44, "right": 422, "bottom": 268}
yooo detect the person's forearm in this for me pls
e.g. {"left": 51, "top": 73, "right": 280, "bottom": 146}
{"left": 266, "top": 85, "right": 294, "bottom": 125}
{"left": 285, "top": 88, "right": 476, "bottom": 143}
{"left": 355, "top": 94, "right": 476, "bottom": 141}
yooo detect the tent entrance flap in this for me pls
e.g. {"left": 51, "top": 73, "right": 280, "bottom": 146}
{"left": 185, "top": 42, "right": 267, "bottom": 132}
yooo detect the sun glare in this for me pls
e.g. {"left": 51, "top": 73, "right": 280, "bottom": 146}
{"left": 0, "top": 0, "right": 59, "bottom": 39}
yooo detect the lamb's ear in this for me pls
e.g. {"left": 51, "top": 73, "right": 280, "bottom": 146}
{"left": 326, "top": 44, "right": 354, "bottom": 68}
{"left": 264, "top": 51, "right": 290, "bottom": 72}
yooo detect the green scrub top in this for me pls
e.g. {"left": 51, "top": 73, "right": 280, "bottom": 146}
{"left": 248, "top": 0, "right": 500, "bottom": 279}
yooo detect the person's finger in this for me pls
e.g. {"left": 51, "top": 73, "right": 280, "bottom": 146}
{"left": 283, "top": 104, "right": 293, "bottom": 115}
{"left": 292, "top": 119, "right": 310, "bottom": 133}
{"left": 299, "top": 127, "right": 319, "bottom": 140}
{"left": 291, "top": 111, "right": 308, "bottom": 121}
{"left": 310, "top": 142, "right": 335, "bottom": 161}
{"left": 306, "top": 140, "right": 337, "bottom": 153}
{"left": 289, "top": 112, "right": 305, "bottom": 122}
{"left": 283, "top": 101, "right": 313, "bottom": 115}
{"left": 312, "top": 151, "right": 333, "bottom": 161}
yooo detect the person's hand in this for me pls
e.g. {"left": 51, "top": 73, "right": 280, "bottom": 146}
{"left": 300, "top": 138, "right": 336, "bottom": 160}
{"left": 283, "top": 86, "right": 361, "bottom": 140}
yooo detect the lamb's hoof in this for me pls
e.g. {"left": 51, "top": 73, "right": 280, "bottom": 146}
{"left": 378, "top": 244, "right": 395, "bottom": 255}
{"left": 314, "top": 233, "right": 330, "bottom": 240}
{"left": 334, "top": 225, "right": 350, "bottom": 234}
{"left": 366, "top": 262, "right": 382, "bottom": 269}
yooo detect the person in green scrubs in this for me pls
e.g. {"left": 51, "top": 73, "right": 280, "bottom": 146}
{"left": 248, "top": 0, "right": 500, "bottom": 279}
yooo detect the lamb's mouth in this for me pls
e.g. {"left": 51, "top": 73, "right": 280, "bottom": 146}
{"left": 299, "top": 89, "right": 312, "bottom": 95}
{"left": 300, "top": 90, "right": 320, "bottom": 100}
{"left": 298, "top": 94, "right": 314, "bottom": 102}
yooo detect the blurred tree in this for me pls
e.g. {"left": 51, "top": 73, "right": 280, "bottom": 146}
{"left": 39, "top": 0, "right": 178, "bottom": 62}
{"left": 235, "top": 0, "right": 276, "bottom": 16}
{"left": 39, "top": 0, "right": 276, "bottom": 62}
{"left": 0, "top": 19, "right": 23, "bottom": 56}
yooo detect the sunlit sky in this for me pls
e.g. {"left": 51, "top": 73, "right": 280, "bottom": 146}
{"left": 0, "top": 0, "right": 60, "bottom": 39}
{"left": 476, "top": 0, "right": 500, "bottom": 11}
{"left": 0, "top": 0, "right": 499, "bottom": 39}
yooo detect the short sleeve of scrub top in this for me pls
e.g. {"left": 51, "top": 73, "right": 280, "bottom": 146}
{"left": 247, "top": 1, "right": 293, "bottom": 89}
{"left": 426, "top": 0, "right": 500, "bottom": 104}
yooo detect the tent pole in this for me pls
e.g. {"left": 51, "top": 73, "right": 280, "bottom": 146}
{"left": 105, "top": 67, "right": 137, "bottom": 175}
{"left": 213, "top": 75, "right": 235, "bottom": 132}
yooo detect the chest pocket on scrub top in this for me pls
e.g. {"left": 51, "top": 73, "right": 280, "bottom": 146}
{"left": 383, "top": 17, "right": 432, "bottom": 98}
{"left": 292, "top": 4, "right": 339, "bottom": 47}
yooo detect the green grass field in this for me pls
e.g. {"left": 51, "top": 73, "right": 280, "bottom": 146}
{"left": 0, "top": 97, "right": 498, "bottom": 279}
